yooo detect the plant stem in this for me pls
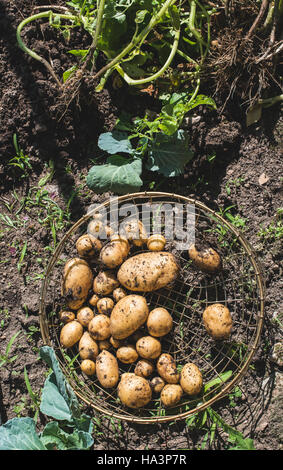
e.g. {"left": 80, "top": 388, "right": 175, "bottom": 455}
{"left": 189, "top": 0, "right": 207, "bottom": 48}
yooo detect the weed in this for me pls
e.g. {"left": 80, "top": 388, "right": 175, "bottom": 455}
{"left": 258, "top": 208, "right": 283, "bottom": 241}
{"left": 8, "top": 134, "right": 32, "bottom": 178}
{"left": 0, "top": 331, "right": 21, "bottom": 367}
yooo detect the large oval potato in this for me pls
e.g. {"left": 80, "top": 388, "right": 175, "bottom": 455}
{"left": 117, "top": 252, "right": 179, "bottom": 292}
{"left": 180, "top": 362, "right": 203, "bottom": 395}
{"left": 117, "top": 373, "right": 152, "bottom": 409}
{"left": 96, "top": 350, "right": 119, "bottom": 388}
{"left": 61, "top": 258, "right": 93, "bottom": 309}
{"left": 60, "top": 320, "right": 83, "bottom": 348}
{"left": 156, "top": 353, "right": 180, "bottom": 384}
{"left": 110, "top": 294, "right": 149, "bottom": 340}
{"left": 203, "top": 303, "right": 232, "bottom": 340}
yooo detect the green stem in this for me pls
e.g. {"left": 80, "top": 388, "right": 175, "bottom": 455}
{"left": 189, "top": 1, "right": 207, "bottom": 48}
{"left": 16, "top": 11, "right": 77, "bottom": 88}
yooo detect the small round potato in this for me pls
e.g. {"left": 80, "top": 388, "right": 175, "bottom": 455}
{"left": 89, "top": 294, "right": 100, "bottom": 307}
{"left": 147, "top": 234, "right": 166, "bottom": 252}
{"left": 96, "top": 350, "right": 119, "bottom": 388}
{"left": 76, "top": 233, "right": 102, "bottom": 258}
{"left": 156, "top": 353, "right": 180, "bottom": 384}
{"left": 117, "top": 373, "right": 152, "bottom": 409}
{"left": 150, "top": 376, "right": 166, "bottom": 394}
{"left": 88, "top": 314, "right": 111, "bottom": 340}
{"left": 59, "top": 310, "right": 75, "bottom": 324}
{"left": 98, "top": 339, "right": 111, "bottom": 351}
{"left": 188, "top": 244, "right": 222, "bottom": 273}
{"left": 134, "top": 359, "right": 154, "bottom": 378}
{"left": 161, "top": 384, "right": 183, "bottom": 407}
{"left": 112, "top": 287, "right": 127, "bottom": 303}
{"left": 146, "top": 307, "right": 173, "bottom": 337}
{"left": 77, "top": 306, "right": 94, "bottom": 327}
{"left": 97, "top": 297, "right": 115, "bottom": 316}
{"left": 62, "top": 258, "right": 93, "bottom": 310}
{"left": 80, "top": 359, "right": 96, "bottom": 376}
{"left": 116, "top": 345, "right": 138, "bottom": 364}
{"left": 79, "top": 331, "right": 99, "bottom": 360}
{"left": 203, "top": 303, "right": 233, "bottom": 340}
{"left": 60, "top": 320, "right": 83, "bottom": 349}
{"left": 136, "top": 336, "right": 161, "bottom": 360}
{"left": 93, "top": 270, "right": 119, "bottom": 296}
{"left": 180, "top": 363, "right": 203, "bottom": 395}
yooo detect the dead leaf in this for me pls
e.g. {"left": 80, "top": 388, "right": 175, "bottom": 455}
{"left": 258, "top": 173, "right": 270, "bottom": 185}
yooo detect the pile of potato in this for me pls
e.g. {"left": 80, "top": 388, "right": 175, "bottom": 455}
{"left": 59, "top": 216, "right": 233, "bottom": 410}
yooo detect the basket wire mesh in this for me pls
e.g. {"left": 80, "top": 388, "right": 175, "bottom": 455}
{"left": 39, "top": 192, "right": 265, "bottom": 424}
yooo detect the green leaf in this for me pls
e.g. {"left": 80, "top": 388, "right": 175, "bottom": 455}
{"left": 86, "top": 156, "right": 143, "bottom": 195}
{"left": 40, "top": 421, "right": 94, "bottom": 450}
{"left": 98, "top": 131, "right": 133, "bottom": 155}
{"left": 146, "top": 130, "right": 193, "bottom": 177}
{"left": 67, "top": 49, "right": 89, "bottom": 58}
{"left": 0, "top": 418, "right": 47, "bottom": 450}
{"left": 62, "top": 65, "right": 77, "bottom": 83}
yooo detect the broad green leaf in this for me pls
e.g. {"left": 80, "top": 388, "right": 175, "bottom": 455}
{"left": 0, "top": 417, "right": 47, "bottom": 450}
{"left": 146, "top": 130, "right": 193, "bottom": 177}
{"left": 67, "top": 49, "right": 88, "bottom": 58}
{"left": 98, "top": 131, "right": 133, "bottom": 155}
{"left": 40, "top": 421, "right": 94, "bottom": 450}
{"left": 86, "top": 156, "right": 143, "bottom": 195}
{"left": 62, "top": 65, "right": 77, "bottom": 83}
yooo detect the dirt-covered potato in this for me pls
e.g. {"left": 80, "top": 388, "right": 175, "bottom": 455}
{"left": 62, "top": 258, "right": 93, "bottom": 310}
{"left": 79, "top": 331, "right": 99, "bottom": 360}
{"left": 89, "top": 294, "right": 100, "bottom": 307}
{"left": 112, "top": 287, "right": 127, "bottom": 303}
{"left": 60, "top": 320, "right": 83, "bottom": 348}
{"left": 117, "top": 373, "right": 152, "bottom": 409}
{"left": 97, "top": 297, "right": 114, "bottom": 316}
{"left": 80, "top": 359, "right": 96, "bottom": 376}
{"left": 146, "top": 234, "right": 166, "bottom": 252}
{"left": 87, "top": 219, "right": 105, "bottom": 238}
{"left": 99, "top": 236, "right": 130, "bottom": 269}
{"left": 136, "top": 336, "right": 161, "bottom": 360}
{"left": 117, "top": 252, "right": 179, "bottom": 292}
{"left": 98, "top": 339, "right": 111, "bottom": 351}
{"left": 88, "top": 314, "right": 111, "bottom": 340}
{"left": 59, "top": 310, "right": 75, "bottom": 324}
{"left": 109, "top": 336, "right": 124, "bottom": 349}
{"left": 150, "top": 376, "right": 165, "bottom": 394}
{"left": 77, "top": 306, "right": 94, "bottom": 327}
{"left": 110, "top": 294, "right": 149, "bottom": 340}
{"left": 146, "top": 307, "right": 173, "bottom": 337}
{"left": 122, "top": 219, "right": 148, "bottom": 247}
{"left": 160, "top": 384, "right": 183, "bottom": 407}
{"left": 76, "top": 233, "right": 102, "bottom": 258}
{"left": 156, "top": 353, "right": 180, "bottom": 384}
{"left": 116, "top": 345, "right": 138, "bottom": 364}
{"left": 203, "top": 303, "right": 232, "bottom": 340}
{"left": 134, "top": 359, "right": 154, "bottom": 378}
{"left": 96, "top": 350, "right": 119, "bottom": 388}
{"left": 180, "top": 363, "right": 203, "bottom": 395}
{"left": 188, "top": 244, "right": 222, "bottom": 273}
{"left": 93, "top": 270, "right": 119, "bottom": 296}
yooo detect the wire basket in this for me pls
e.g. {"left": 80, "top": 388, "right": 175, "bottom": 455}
{"left": 39, "top": 192, "right": 265, "bottom": 424}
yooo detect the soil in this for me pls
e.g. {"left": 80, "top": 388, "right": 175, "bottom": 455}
{"left": 0, "top": 0, "right": 282, "bottom": 451}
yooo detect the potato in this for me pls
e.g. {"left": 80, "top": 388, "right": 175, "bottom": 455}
{"left": 62, "top": 258, "right": 93, "bottom": 310}
{"left": 156, "top": 353, "right": 180, "bottom": 384}
{"left": 117, "top": 252, "right": 179, "bottom": 292}
{"left": 117, "top": 373, "right": 152, "bottom": 409}
{"left": 136, "top": 336, "right": 161, "bottom": 360}
{"left": 134, "top": 359, "right": 154, "bottom": 378}
{"left": 60, "top": 320, "right": 83, "bottom": 348}
{"left": 150, "top": 376, "right": 165, "bottom": 394}
{"left": 99, "top": 236, "right": 130, "bottom": 269}
{"left": 80, "top": 359, "right": 96, "bottom": 376}
{"left": 98, "top": 339, "right": 111, "bottom": 351}
{"left": 109, "top": 336, "right": 124, "bottom": 349}
{"left": 88, "top": 314, "right": 111, "bottom": 340}
{"left": 160, "top": 384, "right": 183, "bottom": 407}
{"left": 116, "top": 345, "right": 138, "bottom": 364}
{"left": 122, "top": 219, "right": 148, "bottom": 247}
{"left": 97, "top": 297, "right": 114, "bottom": 316}
{"left": 188, "top": 244, "right": 222, "bottom": 273}
{"left": 96, "top": 350, "right": 119, "bottom": 388}
{"left": 110, "top": 294, "right": 149, "bottom": 340}
{"left": 112, "top": 287, "right": 127, "bottom": 303}
{"left": 87, "top": 219, "right": 105, "bottom": 238}
{"left": 89, "top": 294, "right": 100, "bottom": 307}
{"left": 77, "top": 306, "right": 94, "bottom": 327}
{"left": 59, "top": 310, "right": 75, "bottom": 324}
{"left": 147, "top": 234, "right": 166, "bottom": 252}
{"left": 93, "top": 270, "right": 119, "bottom": 296}
{"left": 76, "top": 234, "right": 102, "bottom": 258}
{"left": 202, "top": 303, "right": 232, "bottom": 340}
{"left": 180, "top": 363, "right": 203, "bottom": 395}
{"left": 146, "top": 307, "right": 173, "bottom": 337}
{"left": 79, "top": 331, "right": 99, "bottom": 360}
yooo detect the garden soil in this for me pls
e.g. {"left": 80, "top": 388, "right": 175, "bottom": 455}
{"left": 0, "top": 0, "right": 282, "bottom": 451}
